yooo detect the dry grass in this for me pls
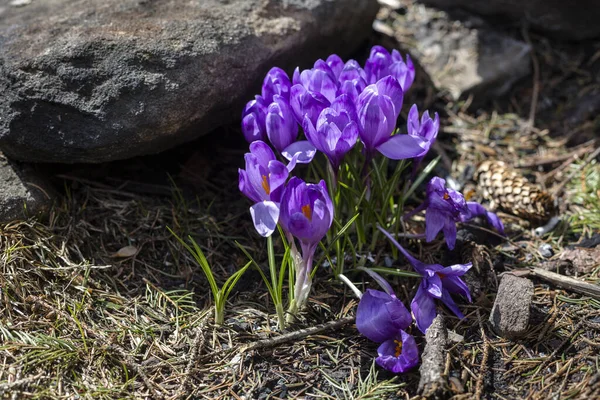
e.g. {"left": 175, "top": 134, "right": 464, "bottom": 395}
{"left": 2, "top": 5, "right": 600, "bottom": 399}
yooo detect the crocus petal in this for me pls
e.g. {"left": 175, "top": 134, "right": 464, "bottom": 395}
{"left": 266, "top": 159, "right": 289, "bottom": 202}
{"left": 439, "top": 262, "right": 472, "bottom": 277}
{"left": 375, "top": 76, "right": 403, "bottom": 117}
{"left": 376, "top": 330, "right": 419, "bottom": 373}
{"left": 407, "top": 104, "right": 419, "bottom": 137}
{"left": 411, "top": 282, "right": 438, "bottom": 333}
{"left": 442, "top": 275, "right": 472, "bottom": 302}
{"left": 238, "top": 168, "right": 261, "bottom": 203}
{"left": 426, "top": 273, "right": 443, "bottom": 299}
{"left": 442, "top": 219, "right": 457, "bottom": 250}
{"left": 425, "top": 209, "right": 446, "bottom": 242}
{"left": 249, "top": 201, "right": 280, "bottom": 237}
{"left": 282, "top": 141, "right": 317, "bottom": 164}
{"left": 356, "top": 289, "right": 412, "bottom": 342}
{"left": 326, "top": 54, "right": 344, "bottom": 79}
{"left": 440, "top": 289, "right": 465, "bottom": 320}
{"left": 249, "top": 140, "right": 277, "bottom": 167}
{"left": 376, "top": 134, "right": 427, "bottom": 160}
{"left": 376, "top": 225, "right": 429, "bottom": 274}
{"left": 464, "top": 202, "right": 506, "bottom": 235}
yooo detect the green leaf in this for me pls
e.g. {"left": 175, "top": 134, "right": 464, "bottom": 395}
{"left": 404, "top": 156, "right": 440, "bottom": 200}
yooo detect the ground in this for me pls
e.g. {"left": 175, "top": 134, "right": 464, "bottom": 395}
{"left": 1, "top": 7, "right": 600, "bottom": 400}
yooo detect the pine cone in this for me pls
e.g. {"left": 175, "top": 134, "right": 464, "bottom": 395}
{"left": 475, "top": 160, "right": 556, "bottom": 223}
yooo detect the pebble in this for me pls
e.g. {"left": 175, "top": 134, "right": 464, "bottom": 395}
{"left": 489, "top": 274, "right": 534, "bottom": 339}
{"left": 539, "top": 243, "right": 554, "bottom": 258}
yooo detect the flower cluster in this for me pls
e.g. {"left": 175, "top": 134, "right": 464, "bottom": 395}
{"left": 241, "top": 46, "right": 437, "bottom": 175}
{"left": 238, "top": 45, "right": 507, "bottom": 374}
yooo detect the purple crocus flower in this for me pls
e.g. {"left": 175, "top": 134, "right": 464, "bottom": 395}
{"left": 293, "top": 59, "right": 339, "bottom": 103}
{"left": 289, "top": 84, "right": 331, "bottom": 126}
{"left": 407, "top": 177, "right": 505, "bottom": 249}
{"left": 241, "top": 95, "right": 268, "bottom": 143}
{"left": 238, "top": 141, "right": 296, "bottom": 237}
{"left": 422, "top": 177, "right": 469, "bottom": 250}
{"left": 302, "top": 95, "right": 359, "bottom": 171}
{"left": 407, "top": 104, "right": 440, "bottom": 170}
{"left": 364, "top": 46, "right": 415, "bottom": 91}
{"left": 357, "top": 76, "right": 427, "bottom": 160}
{"left": 337, "top": 59, "right": 368, "bottom": 102}
{"left": 355, "top": 274, "right": 418, "bottom": 373}
{"left": 378, "top": 226, "right": 472, "bottom": 333}
{"left": 389, "top": 49, "right": 415, "bottom": 92}
{"left": 262, "top": 67, "right": 292, "bottom": 103}
{"left": 265, "top": 95, "right": 298, "bottom": 154}
{"left": 279, "top": 177, "right": 333, "bottom": 311}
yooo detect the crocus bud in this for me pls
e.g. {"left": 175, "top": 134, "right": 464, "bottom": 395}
{"left": 265, "top": 95, "right": 298, "bottom": 154}
{"left": 295, "top": 59, "right": 339, "bottom": 103}
{"left": 289, "top": 84, "right": 330, "bottom": 126}
{"left": 303, "top": 95, "right": 358, "bottom": 171}
{"left": 262, "top": 67, "right": 292, "bottom": 103}
{"left": 407, "top": 104, "right": 440, "bottom": 168}
{"left": 390, "top": 50, "right": 415, "bottom": 92}
{"left": 364, "top": 45, "right": 392, "bottom": 84}
{"left": 241, "top": 95, "right": 268, "bottom": 143}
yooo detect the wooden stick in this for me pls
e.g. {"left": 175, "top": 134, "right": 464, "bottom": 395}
{"left": 530, "top": 267, "right": 600, "bottom": 300}
{"left": 240, "top": 316, "right": 354, "bottom": 353}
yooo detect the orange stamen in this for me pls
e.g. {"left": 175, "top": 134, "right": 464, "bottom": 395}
{"left": 438, "top": 272, "right": 446, "bottom": 279}
{"left": 443, "top": 192, "right": 449, "bottom": 200}
{"left": 394, "top": 339, "right": 403, "bottom": 357}
{"left": 261, "top": 175, "right": 271, "bottom": 195}
{"left": 301, "top": 204, "right": 312, "bottom": 220}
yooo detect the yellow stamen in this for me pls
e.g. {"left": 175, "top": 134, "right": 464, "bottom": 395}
{"left": 261, "top": 175, "right": 271, "bottom": 195}
{"left": 301, "top": 204, "right": 312, "bottom": 220}
{"left": 443, "top": 192, "right": 449, "bottom": 200}
{"left": 465, "top": 189, "right": 475, "bottom": 201}
{"left": 394, "top": 339, "right": 403, "bottom": 357}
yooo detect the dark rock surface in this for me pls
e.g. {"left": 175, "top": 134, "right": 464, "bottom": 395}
{"left": 0, "top": 0, "right": 378, "bottom": 163}
{"left": 375, "top": 1, "right": 530, "bottom": 101}
{"left": 0, "top": 154, "right": 54, "bottom": 222}
{"left": 489, "top": 273, "right": 534, "bottom": 339}
{"left": 418, "top": 0, "right": 600, "bottom": 41}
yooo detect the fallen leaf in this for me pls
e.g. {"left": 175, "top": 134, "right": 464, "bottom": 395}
{"left": 112, "top": 245, "right": 138, "bottom": 258}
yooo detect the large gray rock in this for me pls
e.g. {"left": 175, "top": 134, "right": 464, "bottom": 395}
{"left": 376, "top": 1, "right": 530, "bottom": 101}
{"left": 0, "top": 0, "right": 378, "bottom": 163}
{"left": 418, "top": 0, "right": 600, "bottom": 41}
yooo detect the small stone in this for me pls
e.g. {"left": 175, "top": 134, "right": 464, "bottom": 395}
{"left": 0, "top": 155, "right": 54, "bottom": 223}
{"left": 539, "top": 243, "right": 553, "bottom": 258}
{"left": 489, "top": 274, "right": 534, "bottom": 339}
